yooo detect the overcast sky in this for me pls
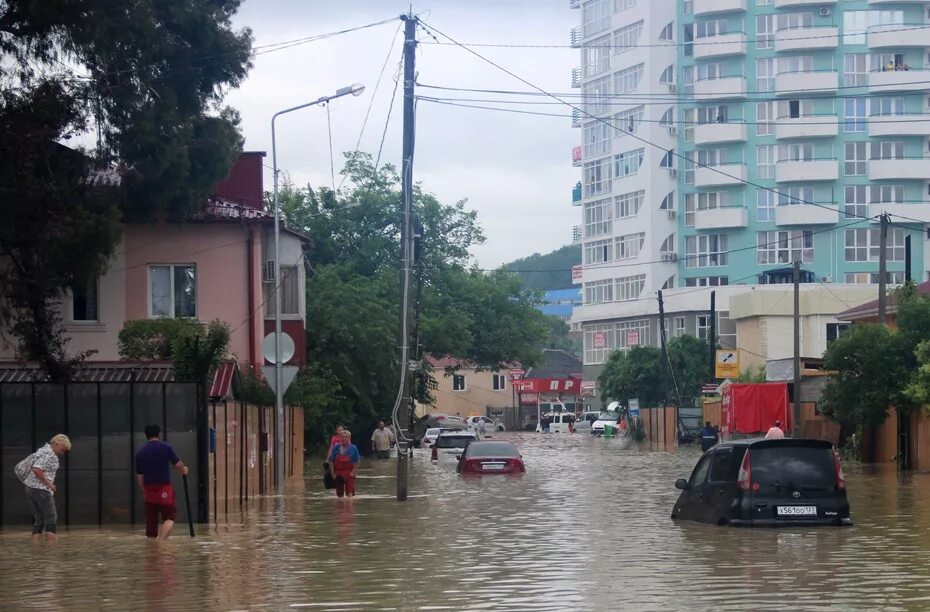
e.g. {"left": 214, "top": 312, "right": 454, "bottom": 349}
{"left": 226, "top": 0, "right": 577, "bottom": 268}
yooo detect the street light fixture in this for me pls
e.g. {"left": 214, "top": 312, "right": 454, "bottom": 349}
{"left": 270, "top": 83, "right": 365, "bottom": 492}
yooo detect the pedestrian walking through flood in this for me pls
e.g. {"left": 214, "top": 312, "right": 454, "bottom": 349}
{"left": 135, "top": 424, "right": 189, "bottom": 540}
{"left": 329, "top": 430, "right": 360, "bottom": 497}
{"left": 15, "top": 434, "right": 71, "bottom": 543}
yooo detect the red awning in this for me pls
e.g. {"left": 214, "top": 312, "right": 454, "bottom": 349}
{"left": 209, "top": 361, "right": 237, "bottom": 399}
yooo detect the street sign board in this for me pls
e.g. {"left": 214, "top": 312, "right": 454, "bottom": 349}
{"left": 628, "top": 397, "right": 640, "bottom": 417}
{"left": 626, "top": 329, "right": 640, "bottom": 346}
{"left": 715, "top": 349, "right": 740, "bottom": 379}
{"left": 261, "top": 365, "right": 299, "bottom": 395}
{"left": 509, "top": 369, "right": 525, "bottom": 380}
{"left": 572, "top": 265, "right": 583, "bottom": 284}
{"left": 261, "top": 332, "right": 295, "bottom": 364}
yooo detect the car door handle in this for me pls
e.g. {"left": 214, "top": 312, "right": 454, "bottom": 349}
{"left": 717, "top": 490, "right": 726, "bottom": 496}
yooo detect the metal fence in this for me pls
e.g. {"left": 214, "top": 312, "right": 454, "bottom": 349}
{"left": 0, "top": 381, "right": 205, "bottom": 528}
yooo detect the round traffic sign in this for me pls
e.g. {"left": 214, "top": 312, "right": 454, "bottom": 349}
{"left": 262, "top": 332, "right": 295, "bottom": 364}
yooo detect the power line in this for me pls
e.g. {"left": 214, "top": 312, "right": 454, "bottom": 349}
{"left": 375, "top": 57, "right": 404, "bottom": 170}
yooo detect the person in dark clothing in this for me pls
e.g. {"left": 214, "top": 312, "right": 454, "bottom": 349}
{"left": 136, "top": 424, "right": 188, "bottom": 540}
{"left": 700, "top": 421, "right": 719, "bottom": 452}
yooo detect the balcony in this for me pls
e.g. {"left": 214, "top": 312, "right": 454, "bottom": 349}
{"left": 869, "top": 69, "right": 930, "bottom": 93}
{"left": 569, "top": 0, "right": 581, "bottom": 8}
{"left": 869, "top": 0, "right": 927, "bottom": 3}
{"left": 571, "top": 108, "right": 582, "bottom": 128}
{"left": 572, "top": 146, "right": 582, "bottom": 167}
{"left": 775, "top": 71, "right": 838, "bottom": 96}
{"left": 869, "top": 203, "right": 930, "bottom": 222}
{"left": 694, "top": 121, "right": 747, "bottom": 145}
{"left": 775, "top": 0, "right": 837, "bottom": 6}
{"left": 694, "top": 0, "right": 746, "bottom": 15}
{"left": 572, "top": 182, "right": 582, "bottom": 206}
{"left": 776, "top": 115, "right": 839, "bottom": 139}
{"left": 572, "top": 225, "right": 583, "bottom": 243}
{"left": 775, "top": 27, "right": 839, "bottom": 53}
{"left": 571, "top": 67, "right": 581, "bottom": 88}
{"left": 694, "top": 76, "right": 746, "bottom": 100}
{"left": 694, "top": 32, "right": 747, "bottom": 60}
{"left": 570, "top": 27, "right": 581, "bottom": 48}
{"left": 869, "top": 158, "right": 930, "bottom": 180}
{"left": 694, "top": 206, "right": 748, "bottom": 230}
{"left": 869, "top": 114, "right": 930, "bottom": 137}
{"left": 775, "top": 204, "right": 839, "bottom": 226}
{"left": 695, "top": 163, "right": 748, "bottom": 187}
{"left": 775, "top": 159, "right": 839, "bottom": 183}
{"left": 868, "top": 24, "right": 928, "bottom": 48}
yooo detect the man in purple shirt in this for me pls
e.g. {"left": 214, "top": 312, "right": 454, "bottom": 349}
{"left": 135, "top": 424, "right": 188, "bottom": 540}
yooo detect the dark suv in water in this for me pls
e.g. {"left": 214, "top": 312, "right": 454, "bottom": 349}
{"left": 671, "top": 438, "right": 852, "bottom": 527}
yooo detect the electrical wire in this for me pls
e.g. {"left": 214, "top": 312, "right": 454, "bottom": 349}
{"left": 376, "top": 58, "right": 404, "bottom": 171}
{"left": 326, "top": 102, "right": 336, "bottom": 193}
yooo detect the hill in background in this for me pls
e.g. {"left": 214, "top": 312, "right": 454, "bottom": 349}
{"left": 503, "top": 244, "right": 580, "bottom": 292}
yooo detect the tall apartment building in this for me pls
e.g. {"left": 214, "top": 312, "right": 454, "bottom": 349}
{"left": 571, "top": 0, "right": 930, "bottom": 384}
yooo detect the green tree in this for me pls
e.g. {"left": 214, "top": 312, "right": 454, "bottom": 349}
{"left": 543, "top": 315, "right": 581, "bottom": 357}
{"left": 0, "top": 1, "right": 251, "bottom": 379}
{"left": 502, "top": 244, "right": 581, "bottom": 291}
{"left": 666, "top": 334, "right": 712, "bottom": 404}
{"left": 905, "top": 340, "right": 930, "bottom": 406}
{"left": 118, "top": 319, "right": 230, "bottom": 382}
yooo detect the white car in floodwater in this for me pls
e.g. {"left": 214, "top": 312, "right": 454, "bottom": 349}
{"left": 591, "top": 412, "right": 623, "bottom": 436}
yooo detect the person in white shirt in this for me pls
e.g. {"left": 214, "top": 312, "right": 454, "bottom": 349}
{"left": 764, "top": 420, "right": 786, "bottom": 440}
{"left": 20, "top": 434, "right": 71, "bottom": 543}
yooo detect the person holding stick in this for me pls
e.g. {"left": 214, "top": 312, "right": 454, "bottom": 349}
{"left": 135, "top": 424, "right": 189, "bottom": 540}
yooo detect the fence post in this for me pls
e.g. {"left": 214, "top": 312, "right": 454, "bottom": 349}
{"left": 129, "top": 378, "right": 135, "bottom": 525}
{"left": 97, "top": 383, "right": 103, "bottom": 526}
{"left": 63, "top": 382, "right": 69, "bottom": 527}
{"left": 197, "top": 381, "right": 208, "bottom": 524}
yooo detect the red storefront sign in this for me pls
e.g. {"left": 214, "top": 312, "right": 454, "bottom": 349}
{"left": 509, "top": 369, "right": 526, "bottom": 380}
{"left": 571, "top": 146, "right": 582, "bottom": 163}
{"left": 626, "top": 329, "right": 640, "bottom": 346}
{"left": 513, "top": 378, "right": 582, "bottom": 393}
{"left": 572, "top": 265, "right": 583, "bottom": 281}
{"left": 593, "top": 332, "right": 607, "bottom": 348}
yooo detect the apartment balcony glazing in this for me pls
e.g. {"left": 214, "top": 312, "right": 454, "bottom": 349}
{"left": 694, "top": 120, "right": 747, "bottom": 145}
{"left": 695, "top": 162, "right": 748, "bottom": 187}
{"left": 570, "top": 27, "right": 582, "bottom": 48}
{"left": 569, "top": 0, "right": 581, "bottom": 8}
{"left": 775, "top": 70, "right": 838, "bottom": 96}
{"left": 694, "top": 32, "right": 747, "bottom": 60}
{"left": 775, "top": 159, "right": 839, "bottom": 182}
{"left": 869, "top": 158, "right": 930, "bottom": 180}
{"left": 868, "top": 0, "right": 927, "bottom": 4}
{"left": 775, "top": 204, "right": 839, "bottom": 226}
{"left": 572, "top": 225, "right": 583, "bottom": 243}
{"left": 572, "top": 182, "right": 582, "bottom": 206}
{"left": 774, "top": 0, "right": 837, "bottom": 7}
{"left": 869, "top": 114, "right": 930, "bottom": 137}
{"left": 693, "top": 0, "right": 746, "bottom": 16}
{"left": 694, "top": 76, "right": 747, "bottom": 100}
{"left": 868, "top": 24, "right": 929, "bottom": 48}
{"left": 868, "top": 203, "right": 930, "bottom": 222}
{"left": 868, "top": 69, "right": 930, "bottom": 93}
{"left": 571, "top": 67, "right": 582, "bottom": 88}
{"left": 775, "top": 26, "right": 839, "bottom": 53}
{"left": 776, "top": 115, "right": 839, "bottom": 139}
{"left": 694, "top": 206, "right": 748, "bottom": 230}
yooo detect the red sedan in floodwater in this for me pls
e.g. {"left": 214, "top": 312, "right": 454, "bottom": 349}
{"left": 456, "top": 440, "right": 526, "bottom": 475}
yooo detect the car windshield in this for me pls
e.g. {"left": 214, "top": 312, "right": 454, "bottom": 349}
{"left": 750, "top": 446, "right": 836, "bottom": 489}
{"left": 435, "top": 435, "right": 473, "bottom": 449}
{"left": 466, "top": 442, "right": 519, "bottom": 458}
{"left": 598, "top": 412, "right": 620, "bottom": 421}
{"left": 425, "top": 428, "right": 441, "bottom": 437}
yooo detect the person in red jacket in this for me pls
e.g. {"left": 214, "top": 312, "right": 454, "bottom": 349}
{"left": 328, "top": 430, "right": 360, "bottom": 498}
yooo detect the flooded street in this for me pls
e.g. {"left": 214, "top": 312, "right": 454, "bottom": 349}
{"left": 4, "top": 432, "right": 930, "bottom": 610}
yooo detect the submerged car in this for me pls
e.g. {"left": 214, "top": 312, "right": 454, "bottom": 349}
{"left": 591, "top": 411, "right": 622, "bottom": 436}
{"left": 465, "top": 415, "right": 505, "bottom": 433}
{"left": 671, "top": 438, "right": 852, "bottom": 527}
{"left": 456, "top": 440, "right": 526, "bottom": 475}
{"left": 431, "top": 430, "right": 479, "bottom": 460}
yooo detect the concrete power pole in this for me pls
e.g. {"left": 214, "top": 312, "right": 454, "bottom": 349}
{"left": 657, "top": 290, "right": 668, "bottom": 407}
{"left": 878, "top": 213, "right": 889, "bottom": 325}
{"left": 395, "top": 12, "right": 417, "bottom": 502}
{"left": 793, "top": 259, "right": 801, "bottom": 436}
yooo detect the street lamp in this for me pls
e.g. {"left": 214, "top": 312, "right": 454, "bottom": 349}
{"left": 270, "top": 83, "right": 365, "bottom": 492}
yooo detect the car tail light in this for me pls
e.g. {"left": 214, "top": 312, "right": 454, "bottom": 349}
{"left": 431, "top": 446, "right": 438, "bottom": 461}
{"left": 833, "top": 448, "right": 846, "bottom": 490}
{"left": 462, "top": 459, "right": 482, "bottom": 474}
{"left": 737, "top": 451, "right": 751, "bottom": 491}
{"left": 507, "top": 458, "right": 526, "bottom": 473}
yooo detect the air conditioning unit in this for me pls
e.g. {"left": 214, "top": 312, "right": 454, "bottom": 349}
{"left": 668, "top": 168, "right": 678, "bottom": 178}
{"left": 661, "top": 252, "right": 679, "bottom": 262}
{"left": 667, "top": 83, "right": 677, "bottom": 93}
{"left": 819, "top": 7, "right": 831, "bottom": 16}
{"left": 667, "top": 210, "right": 678, "bottom": 220}
{"left": 667, "top": 125, "right": 677, "bottom": 135}
{"left": 263, "top": 260, "right": 275, "bottom": 283}
{"left": 821, "top": 275, "right": 833, "bottom": 283}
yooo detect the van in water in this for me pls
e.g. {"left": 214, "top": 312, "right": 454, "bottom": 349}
{"left": 671, "top": 438, "right": 852, "bottom": 527}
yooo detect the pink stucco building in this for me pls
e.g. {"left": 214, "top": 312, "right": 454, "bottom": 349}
{"left": 0, "top": 152, "right": 308, "bottom": 371}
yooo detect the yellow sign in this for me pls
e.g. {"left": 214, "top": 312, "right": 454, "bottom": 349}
{"left": 715, "top": 349, "right": 740, "bottom": 379}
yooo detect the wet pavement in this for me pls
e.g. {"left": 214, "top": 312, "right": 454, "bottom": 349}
{"left": 3, "top": 432, "right": 930, "bottom": 610}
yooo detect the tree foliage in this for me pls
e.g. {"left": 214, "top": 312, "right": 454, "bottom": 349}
{"left": 502, "top": 244, "right": 581, "bottom": 292}
{"left": 118, "top": 319, "right": 230, "bottom": 382}
{"left": 272, "top": 153, "right": 549, "bottom": 448}
{"left": 0, "top": 1, "right": 251, "bottom": 379}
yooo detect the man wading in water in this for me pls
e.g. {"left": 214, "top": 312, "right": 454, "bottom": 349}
{"left": 136, "top": 425, "right": 189, "bottom": 540}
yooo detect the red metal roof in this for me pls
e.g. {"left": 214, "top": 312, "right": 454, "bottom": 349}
{"left": 209, "top": 361, "right": 237, "bottom": 399}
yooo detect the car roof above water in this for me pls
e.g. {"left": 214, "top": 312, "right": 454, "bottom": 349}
{"left": 712, "top": 438, "right": 833, "bottom": 451}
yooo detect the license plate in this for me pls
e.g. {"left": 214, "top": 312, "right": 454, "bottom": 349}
{"left": 776, "top": 505, "right": 817, "bottom": 516}
{"left": 482, "top": 463, "right": 505, "bottom": 471}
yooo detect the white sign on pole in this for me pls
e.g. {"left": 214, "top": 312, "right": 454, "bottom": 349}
{"left": 262, "top": 332, "right": 295, "bottom": 364}
{"left": 628, "top": 397, "right": 640, "bottom": 417}
{"left": 262, "top": 365, "right": 299, "bottom": 395}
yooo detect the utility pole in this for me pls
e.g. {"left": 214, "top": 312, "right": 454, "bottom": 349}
{"left": 878, "top": 213, "right": 889, "bottom": 325}
{"left": 793, "top": 260, "right": 801, "bottom": 437}
{"left": 657, "top": 290, "right": 669, "bottom": 406}
{"left": 708, "top": 291, "right": 716, "bottom": 382}
{"left": 395, "top": 12, "right": 417, "bottom": 502}
{"left": 905, "top": 234, "right": 912, "bottom": 283}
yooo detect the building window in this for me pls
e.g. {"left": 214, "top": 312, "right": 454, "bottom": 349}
{"left": 660, "top": 192, "right": 674, "bottom": 211}
{"left": 584, "top": 198, "right": 613, "bottom": 237}
{"left": 844, "top": 142, "right": 867, "bottom": 176}
{"left": 756, "top": 102, "right": 774, "bottom": 136}
{"left": 826, "top": 323, "right": 850, "bottom": 345}
{"left": 452, "top": 374, "right": 467, "bottom": 391}
{"left": 697, "top": 315, "right": 711, "bottom": 341}
{"left": 844, "top": 186, "right": 867, "bottom": 220}
{"left": 871, "top": 97, "right": 906, "bottom": 117}
{"left": 845, "top": 228, "right": 905, "bottom": 262}
{"left": 777, "top": 142, "right": 813, "bottom": 162}
{"left": 756, "top": 58, "right": 775, "bottom": 93}
{"left": 684, "top": 193, "right": 695, "bottom": 227}
{"left": 776, "top": 12, "right": 813, "bottom": 31}
{"left": 684, "top": 276, "right": 728, "bottom": 287}
{"left": 757, "top": 189, "right": 776, "bottom": 222}
{"left": 584, "top": 279, "right": 614, "bottom": 304}
{"left": 616, "top": 233, "right": 645, "bottom": 260}
{"left": 612, "top": 20, "right": 643, "bottom": 54}
{"left": 681, "top": 66, "right": 695, "bottom": 94}
{"left": 583, "top": 158, "right": 611, "bottom": 197}
{"left": 778, "top": 186, "right": 814, "bottom": 207}
{"left": 757, "top": 145, "right": 775, "bottom": 179}
{"left": 660, "top": 149, "right": 674, "bottom": 168}
{"left": 662, "top": 276, "right": 676, "bottom": 290}
{"left": 659, "top": 22, "right": 674, "bottom": 41}
{"left": 756, "top": 15, "right": 774, "bottom": 50}
{"left": 844, "top": 53, "right": 867, "bottom": 88}
{"left": 263, "top": 265, "right": 300, "bottom": 316}
{"left": 585, "top": 35, "right": 612, "bottom": 77}
{"left": 584, "top": 238, "right": 613, "bottom": 265}
{"left": 614, "top": 0, "right": 635, "bottom": 12}
{"left": 673, "top": 316, "right": 686, "bottom": 338}
{"left": 845, "top": 271, "right": 906, "bottom": 284}
{"left": 757, "top": 231, "right": 814, "bottom": 264}
{"left": 585, "top": 74, "right": 613, "bottom": 116}
{"left": 614, "top": 63, "right": 644, "bottom": 95}
{"left": 583, "top": 0, "right": 611, "bottom": 38}
{"left": 659, "top": 65, "right": 675, "bottom": 85}
{"left": 492, "top": 374, "right": 506, "bottom": 391}
{"left": 583, "top": 122, "right": 611, "bottom": 157}
{"left": 698, "top": 191, "right": 726, "bottom": 211}
{"left": 870, "top": 141, "right": 905, "bottom": 161}
{"left": 696, "top": 19, "right": 728, "bottom": 39}
{"left": 683, "top": 108, "right": 695, "bottom": 142}
{"left": 685, "top": 234, "right": 728, "bottom": 268}
{"left": 614, "top": 148, "right": 645, "bottom": 178}
{"left": 683, "top": 156, "right": 695, "bottom": 185}
{"left": 616, "top": 274, "right": 646, "bottom": 301}
{"left": 615, "top": 105, "right": 644, "bottom": 135}
{"left": 871, "top": 184, "right": 905, "bottom": 205}
{"left": 71, "top": 278, "right": 99, "bottom": 323}
{"left": 697, "top": 62, "right": 721, "bottom": 82}
{"left": 615, "top": 190, "right": 644, "bottom": 218}
{"left": 844, "top": 98, "right": 867, "bottom": 133}
{"left": 149, "top": 265, "right": 196, "bottom": 318}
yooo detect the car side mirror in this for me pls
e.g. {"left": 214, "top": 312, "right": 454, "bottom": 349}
{"left": 675, "top": 478, "right": 689, "bottom": 491}
{"left": 455, "top": 455, "right": 462, "bottom": 461}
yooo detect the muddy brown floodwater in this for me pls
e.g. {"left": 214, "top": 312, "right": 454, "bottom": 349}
{"left": 3, "top": 432, "right": 930, "bottom": 610}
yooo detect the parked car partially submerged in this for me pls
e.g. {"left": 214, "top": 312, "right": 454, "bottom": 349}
{"left": 456, "top": 440, "right": 525, "bottom": 475}
{"left": 671, "top": 438, "right": 852, "bottom": 527}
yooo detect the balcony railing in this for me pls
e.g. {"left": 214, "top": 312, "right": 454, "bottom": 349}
{"left": 694, "top": 32, "right": 747, "bottom": 60}
{"left": 694, "top": 162, "right": 748, "bottom": 187}
{"left": 775, "top": 204, "right": 839, "bottom": 226}
{"left": 868, "top": 23, "right": 929, "bottom": 48}
{"left": 693, "top": 120, "right": 747, "bottom": 145}
{"left": 570, "top": 27, "right": 582, "bottom": 48}
{"left": 569, "top": 0, "right": 581, "bottom": 8}
{"left": 572, "top": 225, "right": 583, "bottom": 243}
{"left": 869, "top": 113, "right": 930, "bottom": 137}
{"left": 694, "top": 206, "right": 748, "bottom": 230}
{"left": 693, "top": 76, "right": 747, "bottom": 100}
{"left": 572, "top": 182, "right": 583, "bottom": 205}
{"left": 868, "top": 68, "right": 930, "bottom": 93}
{"left": 774, "top": 26, "right": 839, "bottom": 52}
{"left": 571, "top": 67, "right": 582, "bottom": 88}
{"left": 693, "top": 0, "right": 746, "bottom": 16}
{"left": 775, "top": 159, "right": 839, "bottom": 183}
{"left": 571, "top": 108, "right": 582, "bottom": 128}
{"left": 774, "top": 70, "right": 839, "bottom": 96}
{"left": 775, "top": 115, "right": 838, "bottom": 140}
{"left": 869, "top": 157, "right": 930, "bottom": 180}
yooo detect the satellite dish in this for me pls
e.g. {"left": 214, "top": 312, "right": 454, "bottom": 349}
{"left": 262, "top": 332, "right": 295, "bottom": 364}
{"left": 607, "top": 401, "right": 620, "bottom": 412}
